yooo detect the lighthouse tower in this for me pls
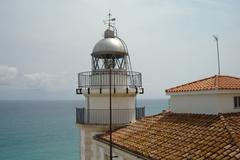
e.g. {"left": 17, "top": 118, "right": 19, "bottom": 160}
{"left": 76, "top": 15, "right": 144, "bottom": 160}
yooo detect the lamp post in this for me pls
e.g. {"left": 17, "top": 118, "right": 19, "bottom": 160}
{"left": 109, "top": 66, "right": 113, "bottom": 160}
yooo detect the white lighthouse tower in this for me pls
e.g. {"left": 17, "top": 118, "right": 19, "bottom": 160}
{"left": 76, "top": 14, "right": 144, "bottom": 160}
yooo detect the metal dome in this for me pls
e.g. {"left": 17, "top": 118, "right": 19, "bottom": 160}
{"left": 92, "top": 38, "right": 128, "bottom": 58}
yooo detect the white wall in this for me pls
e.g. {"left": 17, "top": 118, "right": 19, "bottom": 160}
{"left": 170, "top": 92, "right": 240, "bottom": 114}
{"left": 95, "top": 141, "right": 143, "bottom": 160}
{"left": 88, "top": 96, "right": 136, "bottom": 109}
{"left": 217, "top": 94, "right": 240, "bottom": 113}
{"left": 170, "top": 94, "right": 218, "bottom": 114}
{"left": 85, "top": 96, "right": 136, "bottom": 124}
{"left": 79, "top": 125, "right": 109, "bottom": 160}
{"left": 79, "top": 124, "right": 135, "bottom": 160}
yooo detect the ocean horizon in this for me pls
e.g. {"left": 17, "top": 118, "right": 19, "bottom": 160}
{"left": 0, "top": 99, "right": 168, "bottom": 160}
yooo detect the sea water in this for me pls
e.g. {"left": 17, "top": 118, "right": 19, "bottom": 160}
{"left": 0, "top": 99, "right": 168, "bottom": 160}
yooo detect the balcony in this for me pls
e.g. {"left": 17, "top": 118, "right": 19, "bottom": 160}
{"left": 77, "top": 70, "right": 142, "bottom": 89}
{"left": 76, "top": 107, "right": 145, "bottom": 125}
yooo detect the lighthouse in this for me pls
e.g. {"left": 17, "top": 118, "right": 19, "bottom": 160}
{"left": 76, "top": 14, "right": 144, "bottom": 160}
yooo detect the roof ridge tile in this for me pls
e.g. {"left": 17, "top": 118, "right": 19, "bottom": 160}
{"left": 166, "top": 75, "right": 240, "bottom": 93}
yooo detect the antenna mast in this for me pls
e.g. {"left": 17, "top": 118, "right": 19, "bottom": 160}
{"left": 213, "top": 35, "right": 221, "bottom": 75}
{"left": 108, "top": 12, "right": 111, "bottom": 29}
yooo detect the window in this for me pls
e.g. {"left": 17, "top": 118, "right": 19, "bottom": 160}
{"left": 233, "top": 96, "right": 240, "bottom": 108}
{"left": 239, "top": 97, "right": 240, "bottom": 107}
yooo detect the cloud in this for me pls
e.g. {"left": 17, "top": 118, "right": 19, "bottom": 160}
{"left": 0, "top": 65, "right": 18, "bottom": 85}
{"left": 23, "top": 72, "right": 72, "bottom": 92}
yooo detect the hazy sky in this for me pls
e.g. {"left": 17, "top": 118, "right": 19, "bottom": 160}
{"left": 0, "top": 0, "right": 240, "bottom": 100}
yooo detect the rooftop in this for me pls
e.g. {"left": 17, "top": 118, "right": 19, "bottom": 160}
{"left": 166, "top": 75, "right": 240, "bottom": 93}
{"left": 96, "top": 112, "right": 240, "bottom": 160}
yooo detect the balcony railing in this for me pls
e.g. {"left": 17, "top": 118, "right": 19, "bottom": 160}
{"left": 76, "top": 107, "right": 145, "bottom": 125}
{"left": 77, "top": 70, "right": 142, "bottom": 89}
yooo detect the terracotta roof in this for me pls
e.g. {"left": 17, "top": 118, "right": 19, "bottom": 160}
{"left": 96, "top": 112, "right": 240, "bottom": 160}
{"left": 166, "top": 75, "right": 240, "bottom": 93}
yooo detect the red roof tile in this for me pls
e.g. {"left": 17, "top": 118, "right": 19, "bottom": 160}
{"left": 96, "top": 112, "right": 240, "bottom": 160}
{"left": 166, "top": 75, "right": 240, "bottom": 93}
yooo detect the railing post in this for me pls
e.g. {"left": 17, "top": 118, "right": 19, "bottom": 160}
{"left": 142, "top": 107, "right": 144, "bottom": 117}
{"left": 87, "top": 108, "right": 90, "bottom": 123}
{"left": 82, "top": 108, "right": 85, "bottom": 124}
{"left": 135, "top": 108, "right": 137, "bottom": 120}
{"left": 78, "top": 74, "right": 80, "bottom": 88}
{"left": 76, "top": 108, "right": 78, "bottom": 123}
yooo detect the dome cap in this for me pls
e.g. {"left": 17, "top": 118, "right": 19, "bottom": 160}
{"left": 92, "top": 37, "right": 128, "bottom": 58}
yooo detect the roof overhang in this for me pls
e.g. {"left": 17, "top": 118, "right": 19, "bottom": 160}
{"left": 166, "top": 89, "right": 240, "bottom": 96}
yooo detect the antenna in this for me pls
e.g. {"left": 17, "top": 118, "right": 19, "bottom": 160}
{"left": 213, "top": 35, "right": 221, "bottom": 75}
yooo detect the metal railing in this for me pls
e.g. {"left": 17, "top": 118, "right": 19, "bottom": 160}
{"left": 77, "top": 70, "right": 142, "bottom": 89}
{"left": 76, "top": 107, "right": 145, "bottom": 125}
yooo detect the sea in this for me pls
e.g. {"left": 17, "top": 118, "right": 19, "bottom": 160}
{"left": 0, "top": 99, "right": 168, "bottom": 160}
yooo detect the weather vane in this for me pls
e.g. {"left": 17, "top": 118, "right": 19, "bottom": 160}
{"left": 104, "top": 12, "right": 116, "bottom": 28}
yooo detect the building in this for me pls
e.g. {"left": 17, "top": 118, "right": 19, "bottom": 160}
{"left": 94, "top": 75, "right": 240, "bottom": 160}
{"left": 166, "top": 75, "right": 240, "bottom": 114}
{"left": 75, "top": 15, "right": 144, "bottom": 160}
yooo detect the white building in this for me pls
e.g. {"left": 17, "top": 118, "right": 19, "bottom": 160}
{"left": 76, "top": 15, "right": 144, "bottom": 160}
{"left": 166, "top": 75, "right": 240, "bottom": 114}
